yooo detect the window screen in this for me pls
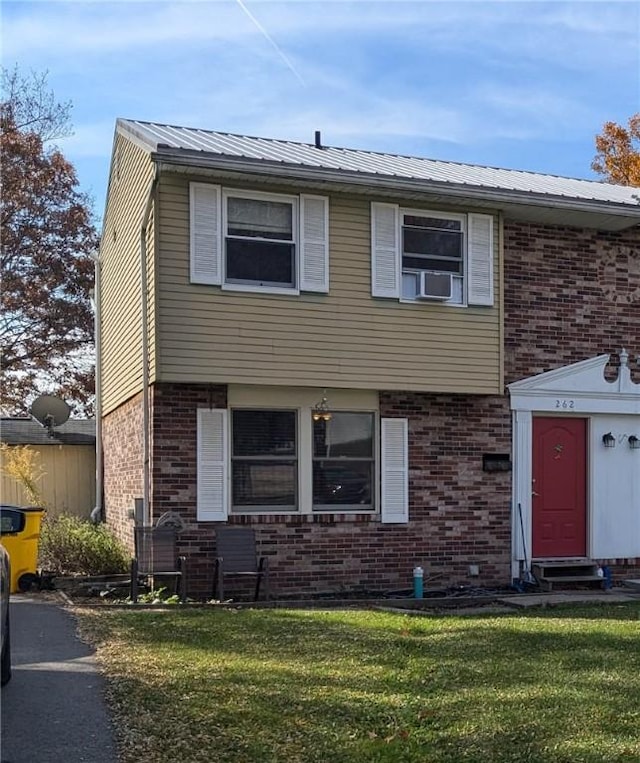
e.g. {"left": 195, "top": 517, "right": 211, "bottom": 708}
{"left": 232, "top": 410, "right": 297, "bottom": 509}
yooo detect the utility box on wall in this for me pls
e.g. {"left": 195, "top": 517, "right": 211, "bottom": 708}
{"left": 482, "top": 454, "right": 512, "bottom": 473}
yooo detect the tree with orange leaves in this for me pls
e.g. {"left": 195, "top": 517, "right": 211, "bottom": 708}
{"left": 592, "top": 114, "right": 640, "bottom": 186}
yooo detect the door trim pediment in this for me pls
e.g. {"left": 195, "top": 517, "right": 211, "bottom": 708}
{"left": 509, "top": 351, "right": 639, "bottom": 415}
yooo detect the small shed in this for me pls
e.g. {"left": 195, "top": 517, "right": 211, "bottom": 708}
{"left": 1, "top": 418, "right": 96, "bottom": 518}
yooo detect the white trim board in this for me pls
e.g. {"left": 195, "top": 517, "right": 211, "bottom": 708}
{"left": 509, "top": 352, "right": 640, "bottom": 414}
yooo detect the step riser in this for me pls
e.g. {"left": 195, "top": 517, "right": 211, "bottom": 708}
{"left": 531, "top": 560, "right": 605, "bottom": 592}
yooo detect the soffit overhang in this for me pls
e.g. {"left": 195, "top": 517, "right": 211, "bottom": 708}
{"left": 153, "top": 154, "right": 640, "bottom": 232}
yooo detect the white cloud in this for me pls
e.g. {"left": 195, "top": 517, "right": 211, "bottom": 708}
{"left": 4, "top": 0, "right": 635, "bottom": 64}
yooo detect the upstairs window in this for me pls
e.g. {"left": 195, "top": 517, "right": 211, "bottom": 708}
{"left": 225, "top": 192, "right": 296, "bottom": 289}
{"left": 401, "top": 212, "right": 465, "bottom": 303}
{"left": 190, "top": 183, "right": 329, "bottom": 294}
{"left": 371, "top": 202, "right": 494, "bottom": 306}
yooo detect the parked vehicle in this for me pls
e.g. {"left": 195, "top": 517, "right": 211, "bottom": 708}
{"left": 1, "top": 539, "right": 11, "bottom": 685}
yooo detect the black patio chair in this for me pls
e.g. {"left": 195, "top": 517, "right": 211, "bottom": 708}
{"left": 213, "top": 527, "right": 270, "bottom": 602}
{"left": 130, "top": 525, "right": 187, "bottom": 603}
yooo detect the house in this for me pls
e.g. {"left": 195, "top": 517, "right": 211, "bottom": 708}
{"left": 99, "top": 119, "right": 640, "bottom": 597}
{"left": 1, "top": 418, "right": 96, "bottom": 517}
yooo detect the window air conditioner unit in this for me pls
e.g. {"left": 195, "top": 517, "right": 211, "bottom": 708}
{"left": 416, "top": 271, "right": 452, "bottom": 300}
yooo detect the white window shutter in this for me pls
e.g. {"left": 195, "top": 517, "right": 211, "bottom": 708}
{"left": 467, "top": 213, "right": 494, "bottom": 306}
{"left": 197, "top": 408, "right": 228, "bottom": 521}
{"left": 371, "top": 203, "right": 400, "bottom": 298}
{"left": 190, "top": 183, "right": 222, "bottom": 285}
{"left": 300, "top": 194, "right": 329, "bottom": 293}
{"left": 381, "top": 418, "right": 409, "bottom": 524}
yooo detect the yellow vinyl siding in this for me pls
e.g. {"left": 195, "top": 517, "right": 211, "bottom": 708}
{"left": 1, "top": 445, "right": 95, "bottom": 518}
{"left": 155, "top": 174, "right": 501, "bottom": 394}
{"left": 100, "top": 135, "right": 156, "bottom": 414}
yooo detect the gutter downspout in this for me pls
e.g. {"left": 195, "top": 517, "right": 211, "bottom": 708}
{"left": 141, "top": 166, "right": 159, "bottom": 527}
{"left": 89, "top": 254, "right": 102, "bottom": 523}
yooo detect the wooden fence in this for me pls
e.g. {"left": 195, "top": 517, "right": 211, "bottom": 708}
{"left": 1, "top": 444, "right": 95, "bottom": 518}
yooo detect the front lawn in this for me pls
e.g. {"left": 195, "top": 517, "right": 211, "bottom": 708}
{"left": 77, "top": 603, "right": 640, "bottom": 763}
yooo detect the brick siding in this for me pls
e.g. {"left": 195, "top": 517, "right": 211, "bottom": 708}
{"left": 102, "top": 392, "right": 143, "bottom": 553}
{"left": 503, "top": 222, "right": 640, "bottom": 385}
{"left": 503, "top": 221, "right": 640, "bottom": 583}
{"left": 117, "top": 383, "right": 513, "bottom": 598}
{"left": 150, "top": 383, "right": 227, "bottom": 593}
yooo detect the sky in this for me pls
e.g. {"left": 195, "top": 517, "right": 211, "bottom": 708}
{"left": 2, "top": 0, "right": 639, "bottom": 224}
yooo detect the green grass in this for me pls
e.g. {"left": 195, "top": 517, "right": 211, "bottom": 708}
{"left": 77, "top": 603, "right": 640, "bottom": 763}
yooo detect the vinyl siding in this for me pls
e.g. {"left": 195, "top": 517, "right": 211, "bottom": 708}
{"left": 100, "top": 135, "right": 156, "bottom": 414}
{"left": 156, "top": 174, "right": 502, "bottom": 394}
{"left": 1, "top": 445, "right": 95, "bottom": 517}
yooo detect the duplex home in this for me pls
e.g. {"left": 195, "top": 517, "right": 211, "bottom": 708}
{"left": 100, "top": 119, "right": 640, "bottom": 596}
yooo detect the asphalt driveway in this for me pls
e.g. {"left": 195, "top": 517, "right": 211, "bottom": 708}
{"left": 0, "top": 595, "right": 117, "bottom": 763}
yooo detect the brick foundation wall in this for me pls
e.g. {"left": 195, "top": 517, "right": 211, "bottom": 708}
{"left": 102, "top": 393, "right": 143, "bottom": 553}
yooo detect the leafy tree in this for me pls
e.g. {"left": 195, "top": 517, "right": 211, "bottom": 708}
{"left": 0, "top": 443, "right": 45, "bottom": 506}
{"left": 592, "top": 113, "right": 640, "bottom": 186}
{"left": 1, "top": 68, "right": 98, "bottom": 416}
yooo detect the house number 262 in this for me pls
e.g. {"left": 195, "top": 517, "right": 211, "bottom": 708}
{"left": 555, "top": 399, "right": 575, "bottom": 409}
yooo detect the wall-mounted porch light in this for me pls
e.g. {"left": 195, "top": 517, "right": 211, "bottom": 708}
{"left": 628, "top": 435, "right": 640, "bottom": 450}
{"left": 312, "top": 390, "right": 332, "bottom": 422}
{"left": 602, "top": 432, "right": 616, "bottom": 448}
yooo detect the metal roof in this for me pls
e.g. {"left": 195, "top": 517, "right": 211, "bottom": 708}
{"left": 118, "top": 119, "right": 640, "bottom": 210}
{"left": 1, "top": 418, "right": 96, "bottom": 446}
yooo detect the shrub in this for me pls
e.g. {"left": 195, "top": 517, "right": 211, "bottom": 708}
{"left": 39, "top": 515, "right": 129, "bottom": 576}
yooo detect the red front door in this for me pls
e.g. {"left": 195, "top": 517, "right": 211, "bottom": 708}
{"left": 532, "top": 417, "right": 587, "bottom": 558}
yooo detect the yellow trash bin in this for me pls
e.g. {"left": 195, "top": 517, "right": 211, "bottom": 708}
{"left": 0, "top": 506, "right": 46, "bottom": 593}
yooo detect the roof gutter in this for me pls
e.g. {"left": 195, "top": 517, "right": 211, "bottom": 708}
{"left": 153, "top": 153, "right": 640, "bottom": 222}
